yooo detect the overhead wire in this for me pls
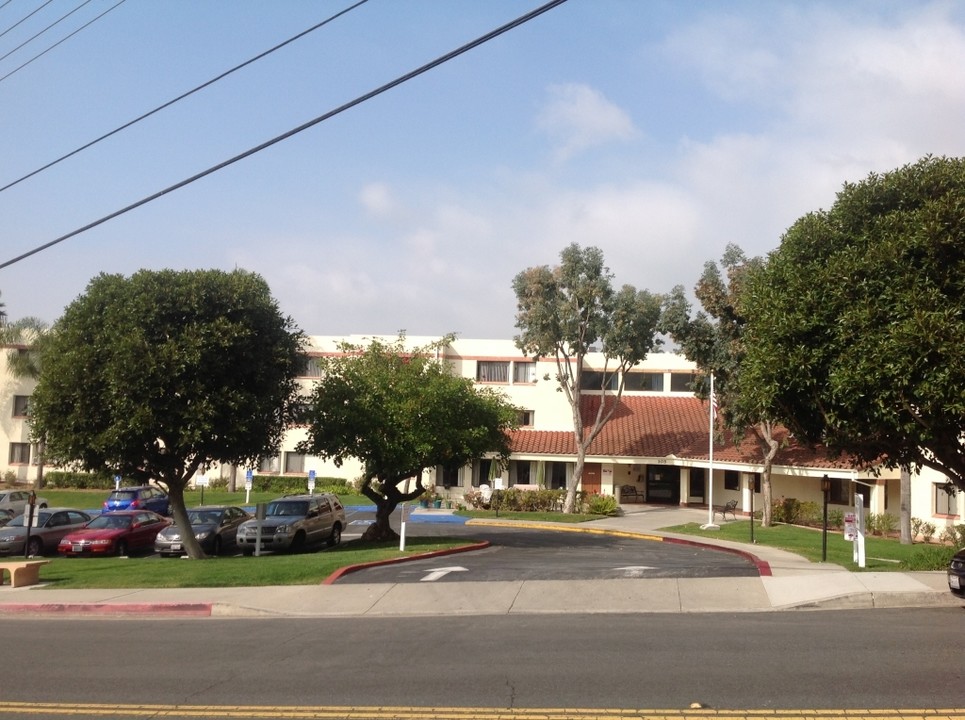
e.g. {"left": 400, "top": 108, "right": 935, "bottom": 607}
{"left": 0, "top": 0, "right": 53, "bottom": 40}
{"left": 0, "top": 0, "right": 94, "bottom": 65}
{"left": 0, "top": 0, "right": 370, "bottom": 194}
{"left": 0, "top": 0, "right": 125, "bottom": 85}
{"left": 0, "top": 0, "right": 569, "bottom": 271}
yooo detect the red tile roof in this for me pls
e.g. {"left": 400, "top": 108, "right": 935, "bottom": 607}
{"left": 509, "top": 394, "right": 858, "bottom": 470}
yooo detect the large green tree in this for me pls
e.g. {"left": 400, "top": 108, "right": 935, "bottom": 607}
{"left": 2, "top": 316, "right": 52, "bottom": 488}
{"left": 513, "top": 244, "right": 662, "bottom": 513}
{"left": 742, "top": 155, "right": 965, "bottom": 494}
{"left": 661, "top": 245, "right": 784, "bottom": 525}
{"left": 30, "top": 269, "right": 306, "bottom": 558}
{"left": 298, "top": 335, "right": 518, "bottom": 541}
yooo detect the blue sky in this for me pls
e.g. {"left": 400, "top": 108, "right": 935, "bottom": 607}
{"left": 2, "top": 0, "right": 964, "bottom": 339}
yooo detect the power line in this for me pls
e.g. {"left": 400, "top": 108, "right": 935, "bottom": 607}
{"left": 0, "top": 0, "right": 569, "bottom": 271}
{"left": 0, "top": 0, "right": 125, "bottom": 85}
{"left": 0, "top": 0, "right": 94, "bottom": 65}
{"left": 0, "top": 0, "right": 54, "bottom": 40}
{"left": 0, "top": 0, "right": 370, "bottom": 195}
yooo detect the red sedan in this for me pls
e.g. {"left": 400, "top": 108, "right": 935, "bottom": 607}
{"left": 58, "top": 510, "right": 172, "bottom": 557}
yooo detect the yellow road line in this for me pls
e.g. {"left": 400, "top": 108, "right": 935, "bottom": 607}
{"left": 1, "top": 704, "right": 963, "bottom": 720}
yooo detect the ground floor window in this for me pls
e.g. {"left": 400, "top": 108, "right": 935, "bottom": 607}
{"left": 284, "top": 452, "right": 306, "bottom": 474}
{"left": 828, "top": 477, "right": 849, "bottom": 505}
{"left": 511, "top": 460, "right": 531, "bottom": 485}
{"left": 549, "top": 461, "right": 567, "bottom": 489}
{"left": 646, "top": 465, "right": 680, "bottom": 504}
{"left": 935, "top": 483, "right": 959, "bottom": 516}
{"left": 441, "top": 463, "right": 462, "bottom": 488}
{"left": 8, "top": 442, "right": 30, "bottom": 464}
{"left": 259, "top": 455, "right": 280, "bottom": 474}
{"left": 689, "top": 467, "right": 705, "bottom": 500}
{"left": 724, "top": 470, "right": 739, "bottom": 491}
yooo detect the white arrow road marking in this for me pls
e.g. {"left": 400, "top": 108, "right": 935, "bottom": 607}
{"left": 421, "top": 566, "right": 468, "bottom": 582}
{"left": 614, "top": 566, "right": 657, "bottom": 578}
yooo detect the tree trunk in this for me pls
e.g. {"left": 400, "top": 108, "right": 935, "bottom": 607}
{"left": 164, "top": 479, "right": 207, "bottom": 559}
{"left": 360, "top": 497, "right": 400, "bottom": 541}
{"left": 564, "top": 445, "right": 586, "bottom": 514}
{"left": 34, "top": 436, "right": 45, "bottom": 490}
{"left": 900, "top": 466, "right": 912, "bottom": 544}
{"left": 758, "top": 422, "right": 779, "bottom": 528}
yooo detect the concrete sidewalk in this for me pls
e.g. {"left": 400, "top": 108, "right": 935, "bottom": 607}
{"left": 0, "top": 505, "right": 959, "bottom": 617}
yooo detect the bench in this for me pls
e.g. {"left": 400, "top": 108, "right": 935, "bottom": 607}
{"left": 0, "top": 560, "right": 51, "bottom": 588}
{"left": 619, "top": 485, "right": 644, "bottom": 503}
{"left": 714, "top": 499, "right": 739, "bottom": 521}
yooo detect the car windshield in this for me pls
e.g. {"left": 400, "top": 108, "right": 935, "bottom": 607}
{"left": 88, "top": 514, "right": 133, "bottom": 530}
{"left": 109, "top": 492, "right": 137, "bottom": 501}
{"left": 187, "top": 511, "right": 221, "bottom": 525}
{"left": 7, "top": 512, "right": 50, "bottom": 527}
{"left": 266, "top": 501, "right": 308, "bottom": 517}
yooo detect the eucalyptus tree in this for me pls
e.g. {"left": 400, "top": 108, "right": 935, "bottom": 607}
{"left": 513, "top": 244, "right": 662, "bottom": 513}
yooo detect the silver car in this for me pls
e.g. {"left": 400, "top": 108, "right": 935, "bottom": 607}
{"left": 0, "top": 490, "right": 48, "bottom": 517}
{"left": 0, "top": 507, "right": 92, "bottom": 557}
{"left": 236, "top": 494, "right": 346, "bottom": 555}
{"left": 154, "top": 505, "right": 252, "bottom": 557}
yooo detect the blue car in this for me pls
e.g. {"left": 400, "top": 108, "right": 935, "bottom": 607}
{"left": 103, "top": 485, "right": 170, "bottom": 515}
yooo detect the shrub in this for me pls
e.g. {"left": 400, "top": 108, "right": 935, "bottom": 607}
{"left": 921, "top": 522, "right": 936, "bottom": 543}
{"left": 798, "top": 501, "right": 821, "bottom": 526}
{"left": 911, "top": 517, "right": 925, "bottom": 539}
{"left": 44, "top": 471, "right": 116, "bottom": 489}
{"left": 828, "top": 508, "right": 844, "bottom": 530}
{"left": 587, "top": 493, "right": 619, "bottom": 516}
{"left": 877, "top": 513, "right": 898, "bottom": 536}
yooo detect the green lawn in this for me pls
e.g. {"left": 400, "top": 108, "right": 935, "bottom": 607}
{"left": 38, "top": 537, "right": 471, "bottom": 589}
{"left": 662, "top": 519, "right": 958, "bottom": 571}
{"left": 455, "top": 509, "right": 597, "bottom": 523}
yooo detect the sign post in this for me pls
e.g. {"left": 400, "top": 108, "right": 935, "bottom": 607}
{"left": 399, "top": 503, "right": 407, "bottom": 551}
{"left": 196, "top": 475, "right": 209, "bottom": 505}
{"left": 244, "top": 469, "right": 253, "bottom": 505}
{"left": 308, "top": 469, "right": 316, "bottom": 496}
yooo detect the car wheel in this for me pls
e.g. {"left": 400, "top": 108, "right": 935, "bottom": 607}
{"left": 211, "top": 536, "right": 222, "bottom": 556}
{"left": 242, "top": 547, "right": 254, "bottom": 557}
{"left": 116, "top": 541, "right": 128, "bottom": 557}
{"left": 27, "top": 537, "right": 43, "bottom": 557}
{"left": 39, "top": 503, "right": 47, "bottom": 509}
{"left": 327, "top": 524, "right": 342, "bottom": 548}
{"left": 289, "top": 531, "right": 306, "bottom": 553}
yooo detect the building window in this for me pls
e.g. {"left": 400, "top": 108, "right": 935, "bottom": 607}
{"left": 284, "top": 453, "right": 306, "bottom": 474}
{"left": 513, "top": 361, "right": 536, "bottom": 384}
{"left": 580, "top": 371, "right": 617, "bottom": 391}
{"left": 477, "top": 361, "right": 509, "bottom": 383}
{"left": 670, "top": 373, "right": 697, "bottom": 392}
{"left": 828, "top": 477, "right": 849, "bottom": 505}
{"left": 518, "top": 410, "right": 534, "bottom": 427}
{"left": 300, "top": 357, "right": 323, "bottom": 378}
{"left": 624, "top": 372, "right": 664, "bottom": 392}
{"left": 511, "top": 460, "right": 531, "bottom": 485}
{"left": 549, "top": 461, "right": 567, "bottom": 490}
{"left": 724, "top": 470, "right": 739, "bottom": 491}
{"left": 935, "top": 483, "right": 959, "bottom": 516}
{"left": 477, "top": 458, "right": 494, "bottom": 487}
{"left": 8, "top": 443, "right": 30, "bottom": 464}
{"left": 259, "top": 456, "right": 281, "bottom": 474}
{"left": 441, "top": 463, "right": 461, "bottom": 488}
{"left": 12, "top": 395, "right": 29, "bottom": 417}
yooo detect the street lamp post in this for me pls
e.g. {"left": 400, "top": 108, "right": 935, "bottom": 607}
{"left": 821, "top": 474, "right": 831, "bottom": 562}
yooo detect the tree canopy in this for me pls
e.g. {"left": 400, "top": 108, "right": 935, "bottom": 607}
{"left": 298, "top": 335, "right": 519, "bottom": 541}
{"left": 30, "top": 269, "right": 306, "bottom": 557}
{"left": 513, "top": 243, "right": 662, "bottom": 512}
{"left": 741, "top": 155, "right": 965, "bottom": 492}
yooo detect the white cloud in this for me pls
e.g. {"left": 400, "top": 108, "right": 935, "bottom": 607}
{"left": 536, "top": 83, "right": 638, "bottom": 162}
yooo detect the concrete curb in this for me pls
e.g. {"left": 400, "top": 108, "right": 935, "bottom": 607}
{"left": 321, "top": 540, "right": 491, "bottom": 584}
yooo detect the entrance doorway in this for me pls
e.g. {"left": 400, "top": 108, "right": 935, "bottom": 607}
{"left": 581, "top": 463, "right": 602, "bottom": 494}
{"left": 646, "top": 465, "right": 680, "bottom": 504}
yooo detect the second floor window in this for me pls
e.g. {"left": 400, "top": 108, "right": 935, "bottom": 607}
{"left": 477, "top": 361, "right": 509, "bottom": 383}
{"left": 513, "top": 362, "right": 536, "bottom": 383}
{"left": 13, "top": 395, "right": 29, "bottom": 417}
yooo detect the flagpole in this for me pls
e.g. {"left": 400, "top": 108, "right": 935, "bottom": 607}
{"left": 702, "top": 372, "right": 719, "bottom": 529}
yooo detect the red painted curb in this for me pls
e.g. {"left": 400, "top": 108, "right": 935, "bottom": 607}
{"left": 321, "top": 540, "right": 491, "bottom": 585}
{"left": 658, "top": 535, "right": 773, "bottom": 576}
{"left": 0, "top": 602, "right": 212, "bottom": 616}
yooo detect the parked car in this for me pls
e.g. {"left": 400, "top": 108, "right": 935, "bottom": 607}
{"left": 154, "top": 505, "right": 252, "bottom": 557}
{"left": 0, "top": 490, "right": 48, "bottom": 516}
{"left": 0, "top": 511, "right": 13, "bottom": 527}
{"left": 103, "top": 485, "right": 169, "bottom": 515}
{"left": 58, "top": 510, "right": 171, "bottom": 557}
{"left": 236, "top": 493, "right": 345, "bottom": 555}
{"left": 0, "top": 508, "right": 93, "bottom": 557}
{"left": 949, "top": 548, "right": 965, "bottom": 598}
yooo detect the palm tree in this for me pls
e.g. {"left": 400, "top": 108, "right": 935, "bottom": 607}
{"left": 2, "top": 317, "right": 51, "bottom": 489}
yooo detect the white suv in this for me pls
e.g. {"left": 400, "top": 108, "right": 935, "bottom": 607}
{"left": 236, "top": 494, "right": 345, "bottom": 555}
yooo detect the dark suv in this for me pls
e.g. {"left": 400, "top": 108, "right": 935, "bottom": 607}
{"left": 236, "top": 493, "right": 345, "bottom": 555}
{"left": 103, "top": 485, "right": 170, "bottom": 515}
